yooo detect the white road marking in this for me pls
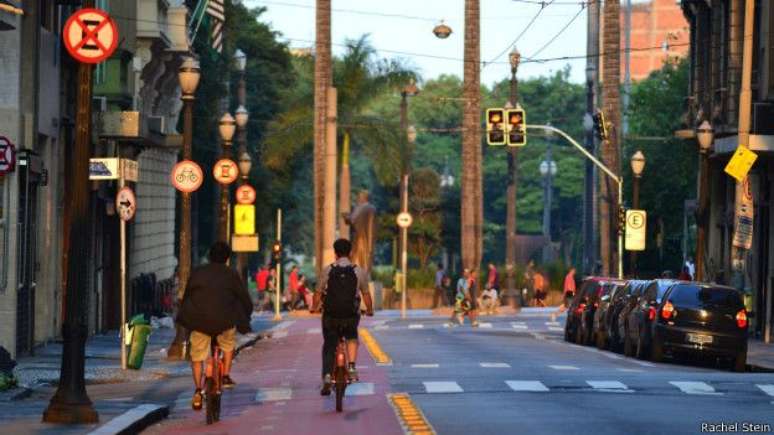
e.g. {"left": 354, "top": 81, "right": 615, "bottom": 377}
{"left": 424, "top": 381, "right": 464, "bottom": 393}
{"left": 629, "top": 360, "right": 656, "bottom": 367}
{"left": 88, "top": 404, "right": 166, "bottom": 435}
{"left": 600, "top": 352, "right": 623, "bottom": 360}
{"left": 443, "top": 323, "right": 451, "bottom": 328}
{"left": 272, "top": 330, "right": 289, "bottom": 339}
{"left": 587, "top": 381, "right": 633, "bottom": 393}
{"left": 412, "top": 364, "right": 440, "bottom": 368}
{"left": 506, "top": 381, "right": 549, "bottom": 392}
{"left": 549, "top": 365, "right": 579, "bottom": 370}
{"left": 757, "top": 384, "right": 774, "bottom": 397}
{"left": 374, "top": 325, "right": 390, "bottom": 330}
{"left": 306, "top": 328, "right": 321, "bottom": 334}
{"left": 616, "top": 368, "right": 644, "bottom": 373}
{"left": 347, "top": 382, "right": 375, "bottom": 396}
{"left": 545, "top": 321, "right": 561, "bottom": 326}
{"left": 409, "top": 324, "right": 425, "bottom": 329}
{"left": 548, "top": 326, "right": 564, "bottom": 332}
{"left": 511, "top": 323, "right": 529, "bottom": 330}
{"left": 669, "top": 381, "right": 722, "bottom": 395}
{"left": 478, "top": 322, "right": 493, "bottom": 328}
{"left": 260, "top": 425, "right": 275, "bottom": 431}
{"left": 480, "top": 362, "right": 511, "bottom": 368}
{"left": 255, "top": 388, "right": 293, "bottom": 402}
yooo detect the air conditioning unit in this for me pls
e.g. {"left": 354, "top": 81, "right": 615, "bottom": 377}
{"left": 146, "top": 115, "right": 166, "bottom": 134}
{"left": 93, "top": 96, "right": 107, "bottom": 112}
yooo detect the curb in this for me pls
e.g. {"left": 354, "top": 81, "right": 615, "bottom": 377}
{"left": 87, "top": 403, "right": 169, "bottom": 435}
{"left": 0, "top": 386, "right": 31, "bottom": 402}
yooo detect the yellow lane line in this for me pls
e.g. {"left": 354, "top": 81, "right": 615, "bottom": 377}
{"left": 359, "top": 327, "right": 392, "bottom": 365}
{"left": 388, "top": 393, "right": 436, "bottom": 435}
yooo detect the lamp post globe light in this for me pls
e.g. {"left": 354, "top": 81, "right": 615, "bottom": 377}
{"left": 235, "top": 105, "right": 249, "bottom": 129}
{"left": 697, "top": 120, "right": 714, "bottom": 153}
{"left": 695, "top": 120, "right": 713, "bottom": 281}
{"left": 179, "top": 57, "right": 201, "bottom": 98}
{"left": 509, "top": 47, "right": 521, "bottom": 71}
{"left": 433, "top": 20, "right": 452, "bottom": 39}
{"left": 631, "top": 150, "right": 646, "bottom": 177}
{"left": 234, "top": 48, "right": 247, "bottom": 72}
{"left": 238, "top": 151, "right": 252, "bottom": 179}
{"left": 219, "top": 112, "right": 236, "bottom": 143}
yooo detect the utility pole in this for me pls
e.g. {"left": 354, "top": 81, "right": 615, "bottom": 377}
{"left": 218, "top": 113, "right": 235, "bottom": 243}
{"left": 584, "top": 0, "right": 600, "bottom": 276}
{"left": 505, "top": 48, "right": 520, "bottom": 307}
{"left": 314, "top": 0, "right": 332, "bottom": 276}
{"left": 623, "top": 0, "right": 632, "bottom": 137}
{"left": 43, "top": 0, "right": 98, "bottom": 423}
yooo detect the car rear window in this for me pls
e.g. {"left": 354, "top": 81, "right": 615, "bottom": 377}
{"left": 668, "top": 286, "right": 742, "bottom": 310}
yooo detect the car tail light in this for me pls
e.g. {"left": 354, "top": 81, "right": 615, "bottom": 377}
{"left": 648, "top": 307, "right": 656, "bottom": 321}
{"left": 575, "top": 303, "right": 586, "bottom": 314}
{"left": 736, "top": 309, "right": 748, "bottom": 329}
{"left": 661, "top": 301, "right": 674, "bottom": 320}
{"left": 594, "top": 302, "right": 599, "bottom": 308}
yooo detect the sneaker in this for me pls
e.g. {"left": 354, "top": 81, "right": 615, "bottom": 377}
{"left": 191, "top": 389, "right": 203, "bottom": 410}
{"left": 320, "top": 374, "right": 332, "bottom": 396}
{"left": 348, "top": 364, "right": 359, "bottom": 382}
{"left": 222, "top": 375, "right": 236, "bottom": 389}
{"left": 472, "top": 321, "right": 480, "bottom": 328}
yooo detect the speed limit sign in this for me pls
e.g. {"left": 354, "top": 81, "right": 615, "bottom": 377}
{"left": 396, "top": 212, "right": 413, "bottom": 228}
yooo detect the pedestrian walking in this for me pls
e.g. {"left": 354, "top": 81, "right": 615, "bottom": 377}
{"left": 288, "top": 265, "right": 300, "bottom": 311}
{"left": 486, "top": 263, "right": 499, "bottom": 292}
{"left": 466, "top": 268, "right": 480, "bottom": 327}
{"left": 255, "top": 264, "right": 270, "bottom": 310}
{"left": 533, "top": 270, "right": 547, "bottom": 307}
{"left": 432, "top": 263, "right": 449, "bottom": 308}
{"left": 685, "top": 256, "right": 696, "bottom": 280}
{"left": 442, "top": 275, "right": 454, "bottom": 308}
{"left": 551, "top": 267, "right": 576, "bottom": 320}
{"left": 451, "top": 269, "right": 470, "bottom": 325}
{"left": 523, "top": 260, "right": 536, "bottom": 306}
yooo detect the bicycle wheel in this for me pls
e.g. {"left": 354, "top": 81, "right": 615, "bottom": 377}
{"left": 334, "top": 367, "right": 347, "bottom": 412}
{"left": 205, "top": 377, "right": 217, "bottom": 424}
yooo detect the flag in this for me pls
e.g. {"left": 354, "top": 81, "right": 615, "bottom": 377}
{"left": 206, "top": 0, "right": 225, "bottom": 53}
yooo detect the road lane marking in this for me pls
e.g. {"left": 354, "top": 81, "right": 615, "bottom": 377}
{"left": 616, "top": 368, "right": 643, "bottom": 373}
{"left": 412, "top": 364, "right": 440, "bottom": 368}
{"left": 505, "top": 381, "right": 549, "bottom": 392}
{"left": 600, "top": 352, "right": 623, "bottom": 360}
{"left": 549, "top": 365, "right": 579, "bottom": 370}
{"left": 306, "top": 328, "right": 321, "bottom": 334}
{"left": 255, "top": 388, "right": 293, "bottom": 402}
{"left": 347, "top": 382, "right": 375, "bottom": 396}
{"left": 669, "top": 381, "right": 722, "bottom": 395}
{"left": 545, "top": 321, "right": 561, "bottom": 326}
{"left": 374, "top": 324, "right": 390, "bottom": 330}
{"left": 757, "top": 385, "right": 774, "bottom": 397}
{"left": 511, "top": 323, "right": 529, "bottom": 330}
{"left": 423, "top": 381, "right": 463, "bottom": 393}
{"left": 478, "top": 322, "right": 493, "bottom": 328}
{"left": 587, "top": 381, "right": 633, "bottom": 393}
{"left": 388, "top": 393, "right": 436, "bottom": 435}
{"left": 359, "top": 328, "right": 392, "bottom": 365}
{"left": 548, "top": 326, "right": 564, "bottom": 332}
{"left": 409, "top": 324, "right": 425, "bottom": 329}
{"left": 272, "top": 330, "right": 289, "bottom": 339}
{"left": 480, "top": 362, "right": 511, "bottom": 368}
{"left": 630, "top": 360, "right": 657, "bottom": 367}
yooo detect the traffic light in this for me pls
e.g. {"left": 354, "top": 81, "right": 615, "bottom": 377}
{"left": 272, "top": 240, "right": 282, "bottom": 264}
{"left": 593, "top": 109, "right": 609, "bottom": 141}
{"left": 486, "top": 108, "right": 506, "bottom": 145}
{"left": 617, "top": 205, "right": 627, "bottom": 235}
{"left": 506, "top": 108, "right": 526, "bottom": 147}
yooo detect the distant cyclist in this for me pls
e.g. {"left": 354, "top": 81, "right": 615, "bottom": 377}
{"left": 177, "top": 242, "right": 253, "bottom": 410}
{"left": 311, "top": 238, "right": 374, "bottom": 396}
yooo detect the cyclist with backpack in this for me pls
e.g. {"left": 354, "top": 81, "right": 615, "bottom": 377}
{"left": 311, "top": 238, "right": 374, "bottom": 396}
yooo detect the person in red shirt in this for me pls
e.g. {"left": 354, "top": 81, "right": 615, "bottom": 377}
{"left": 288, "top": 265, "right": 300, "bottom": 310}
{"left": 486, "top": 263, "right": 499, "bottom": 291}
{"left": 255, "top": 264, "right": 270, "bottom": 310}
{"left": 552, "top": 267, "right": 576, "bottom": 320}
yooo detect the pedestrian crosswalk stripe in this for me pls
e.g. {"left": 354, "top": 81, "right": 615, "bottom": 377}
{"left": 512, "top": 324, "right": 529, "bottom": 330}
{"left": 757, "top": 384, "right": 774, "bottom": 397}
{"left": 587, "top": 381, "right": 633, "bottom": 393}
{"left": 423, "top": 381, "right": 463, "bottom": 393}
{"left": 549, "top": 365, "right": 579, "bottom": 370}
{"left": 669, "top": 381, "right": 722, "bottom": 395}
{"left": 409, "top": 324, "right": 425, "bottom": 329}
{"left": 480, "top": 362, "right": 511, "bottom": 368}
{"left": 616, "top": 368, "right": 643, "bottom": 373}
{"left": 306, "top": 328, "right": 321, "bottom": 334}
{"left": 548, "top": 326, "right": 564, "bottom": 332}
{"left": 412, "top": 364, "right": 440, "bottom": 368}
{"left": 479, "top": 322, "right": 493, "bottom": 328}
{"left": 505, "top": 381, "right": 549, "bottom": 392}
{"left": 255, "top": 387, "right": 293, "bottom": 402}
{"left": 347, "top": 382, "right": 375, "bottom": 396}
{"left": 545, "top": 321, "right": 561, "bottom": 326}
{"left": 374, "top": 324, "right": 390, "bottom": 330}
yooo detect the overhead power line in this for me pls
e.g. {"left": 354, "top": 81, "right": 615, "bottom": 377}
{"left": 527, "top": 3, "right": 585, "bottom": 59}
{"left": 483, "top": 0, "right": 556, "bottom": 69}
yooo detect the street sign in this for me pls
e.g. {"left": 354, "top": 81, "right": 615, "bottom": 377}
{"left": 62, "top": 8, "right": 118, "bottom": 64}
{"left": 121, "top": 159, "right": 138, "bottom": 182}
{"left": 171, "top": 159, "right": 203, "bottom": 193}
{"left": 0, "top": 136, "right": 16, "bottom": 176}
{"left": 724, "top": 146, "right": 758, "bottom": 182}
{"left": 89, "top": 157, "right": 119, "bottom": 180}
{"left": 115, "top": 186, "right": 136, "bottom": 222}
{"left": 232, "top": 234, "right": 259, "bottom": 252}
{"left": 234, "top": 204, "right": 255, "bottom": 235}
{"left": 235, "top": 184, "right": 256, "bottom": 205}
{"left": 396, "top": 212, "right": 413, "bottom": 228}
{"left": 625, "top": 209, "right": 646, "bottom": 251}
{"left": 213, "top": 159, "right": 238, "bottom": 185}
{"left": 732, "top": 177, "right": 753, "bottom": 250}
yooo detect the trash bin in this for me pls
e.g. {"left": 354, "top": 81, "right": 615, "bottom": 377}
{"left": 127, "top": 314, "right": 152, "bottom": 370}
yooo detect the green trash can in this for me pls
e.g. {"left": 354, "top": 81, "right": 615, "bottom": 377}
{"left": 127, "top": 315, "right": 152, "bottom": 370}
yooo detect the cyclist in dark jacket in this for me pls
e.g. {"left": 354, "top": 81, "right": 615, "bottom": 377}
{"left": 177, "top": 242, "right": 253, "bottom": 410}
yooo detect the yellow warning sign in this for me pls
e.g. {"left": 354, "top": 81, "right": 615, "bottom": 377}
{"left": 724, "top": 146, "right": 758, "bottom": 182}
{"left": 234, "top": 204, "right": 255, "bottom": 235}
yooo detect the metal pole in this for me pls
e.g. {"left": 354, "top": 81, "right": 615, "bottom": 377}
{"left": 274, "top": 209, "right": 283, "bottom": 321}
{"left": 236, "top": 71, "right": 248, "bottom": 283}
{"left": 623, "top": 0, "right": 631, "bottom": 137}
{"left": 219, "top": 139, "right": 232, "bottom": 243}
{"left": 399, "top": 92, "right": 408, "bottom": 266}
{"left": 401, "top": 174, "right": 409, "bottom": 320}
{"left": 630, "top": 175, "right": 640, "bottom": 277}
{"left": 505, "top": 66, "right": 519, "bottom": 305}
{"left": 618, "top": 180, "right": 624, "bottom": 280}
{"left": 119, "top": 176, "right": 127, "bottom": 370}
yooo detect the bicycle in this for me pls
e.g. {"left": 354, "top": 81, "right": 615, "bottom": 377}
{"left": 332, "top": 327, "right": 352, "bottom": 413}
{"left": 204, "top": 337, "right": 224, "bottom": 424}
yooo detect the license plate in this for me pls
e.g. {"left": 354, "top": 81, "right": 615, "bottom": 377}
{"left": 686, "top": 333, "right": 713, "bottom": 345}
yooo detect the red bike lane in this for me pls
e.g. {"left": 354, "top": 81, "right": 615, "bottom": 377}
{"left": 145, "top": 317, "right": 405, "bottom": 435}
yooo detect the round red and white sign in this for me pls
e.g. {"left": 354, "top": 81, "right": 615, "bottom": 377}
{"left": 213, "top": 159, "right": 239, "bottom": 185}
{"left": 0, "top": 136, "right": 16, "bottom": 176}
{"left": 236, "top": 184, "right": 256, "bottom": 205}
{"left": 63, "top": 8, "right": 119, "bottom": 64}
{"left": 171, "top": 160, "right": 204, "bottom": 193}
{"left": 115, "top": 186, "right": 136, "bottom": 222}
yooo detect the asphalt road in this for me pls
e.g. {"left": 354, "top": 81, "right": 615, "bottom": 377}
{"left": 371, "top": 308, "right": 774, "bottom": 435}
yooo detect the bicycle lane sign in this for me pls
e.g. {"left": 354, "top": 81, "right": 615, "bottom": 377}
{"left": 171, "top": 159, "right": 204, "bottom": 193}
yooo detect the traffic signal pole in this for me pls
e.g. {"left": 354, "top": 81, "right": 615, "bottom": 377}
{"left": 527, "top": 124, "right": 623, "bottom": 279}
{"left": 274, "top": 208, "right": 283, "bottom": 321}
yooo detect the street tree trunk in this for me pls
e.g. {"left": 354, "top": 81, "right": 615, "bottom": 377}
{"left": 314, "top": 0, "right": 331, "bottom": 275}
{"left": 600, "top": 0, "right": 622, "bottom": 276}
{"left": 461, "top": 0, "right": 482, "bottom": 272}
{"left": 339, "top": 132, "right": 351, "bottom": 240}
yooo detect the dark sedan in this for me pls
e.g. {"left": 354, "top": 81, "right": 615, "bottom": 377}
{"left": 592, "top": 282, "right": 626, "bottom": 350}
{"left": 610, "top": 280, "right": 649, "bottom": 353}
{"left": 623, "top": 279, "right": 680, "bottom": 358}
{"left": 565, "top": 277, "right": 625, "bottom": 345}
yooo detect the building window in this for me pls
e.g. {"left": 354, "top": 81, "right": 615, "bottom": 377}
{"left": 0, "top": 177, "right": 7, "bottom": 291}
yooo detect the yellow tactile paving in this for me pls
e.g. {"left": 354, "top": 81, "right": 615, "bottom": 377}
{"left": 359, "top": 327, "right": 392, "bottom": 365}
{"left": 388, "top": 393, "right": 436, "bottom": 435}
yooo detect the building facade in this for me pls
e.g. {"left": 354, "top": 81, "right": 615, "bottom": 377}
{"left": 626, "top": 0, "right": 690, "bottom": 80}
{"left": 680, "top": 0, "right": 774, "bottom": 342}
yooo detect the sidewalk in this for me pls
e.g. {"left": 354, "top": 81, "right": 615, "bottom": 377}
{"left": 748, "top": 339, "right": 774, "bottom": 371}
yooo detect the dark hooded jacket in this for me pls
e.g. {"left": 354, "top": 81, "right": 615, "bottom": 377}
{"left": 177, "top": 263, "right": 252, "bottom": 336}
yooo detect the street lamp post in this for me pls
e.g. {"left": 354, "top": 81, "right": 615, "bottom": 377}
{"left": 583, "top": 66, "right": 597, "bottom": 275}
{"left": 218, "top": 112, "right": 236, "bottom": 243}
{"left": 400, "top": 123, "right": 417, "bottom": 319}
{"left": 695, "top": 120, "right": 713, "bottom": 282}
{"left": 398, "top": 80, "right": 418, "bottom": 310}
{"left": 539, "top": 138, "right": 558, "bottom": 263}
{"left": 505, "top": 47, "right": 520, "bottom": 307}
{"left": 630, "top": 150, "right": 645, "bottom": 277}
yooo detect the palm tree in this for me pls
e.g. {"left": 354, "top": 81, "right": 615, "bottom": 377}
{"left": 461, "top": 0, "right": 482, "bottom": 270}
{"left": 601, "top": 0, "right": 622, "bottom": 276}
{"left": 314, "top": 0, "right": 331, "bottom": 274}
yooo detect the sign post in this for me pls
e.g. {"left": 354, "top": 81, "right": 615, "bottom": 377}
{"left": 397, "top": 175, "right": 411, "bottom": 319}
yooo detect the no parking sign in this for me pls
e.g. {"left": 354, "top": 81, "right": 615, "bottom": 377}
{"left": 63, "top": 8, "right": 118, "bottom": 64}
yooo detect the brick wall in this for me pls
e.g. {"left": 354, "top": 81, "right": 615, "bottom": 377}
{"left": 624, "top": 0, "right": 690, "bottom": 81}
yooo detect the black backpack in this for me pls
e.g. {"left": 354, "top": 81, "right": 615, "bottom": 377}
{"left": 323, "top": 265, "right": 359, "bottom": 318}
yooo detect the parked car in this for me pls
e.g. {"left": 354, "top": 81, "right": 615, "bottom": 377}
{"left": 648, "top": 283, "right": 748, "bottom": 371}
{"left": 623, "top": 280, "right": 680, "bottom": 358}
{"left": 565, "top": 277, "right": 625, "bottom": 345}
{"left": 610, "top": 280, "right": 649, "bottom": 353}
{"left": 592, "top": 282, "right": 626, "bottom": 350}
